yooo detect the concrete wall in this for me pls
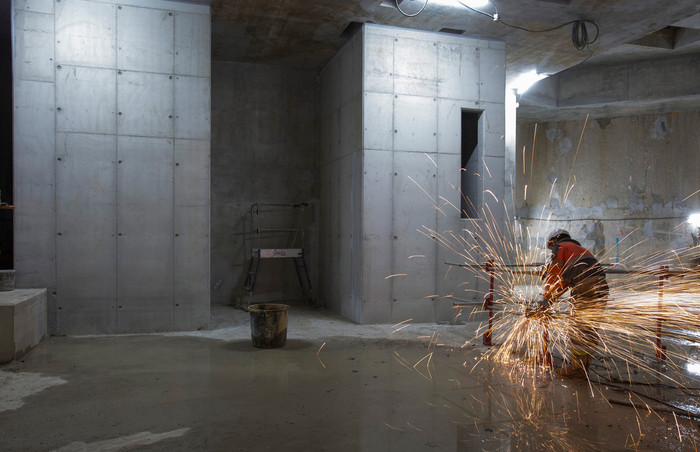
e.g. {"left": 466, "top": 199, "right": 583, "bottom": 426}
{"left": 320, "top": 25, "right": 506, "bottom": 324}
{"left": 12, "top": 0, "right": 211, "bottom": 334}
{"left": 516, "top": 111, "right": 700, "bottom": 268}
{"left": 319, "top": 30, "right": 363, "bottom": 322}
{"left": 210, "top": 61, "right": 319, "bottom": 307}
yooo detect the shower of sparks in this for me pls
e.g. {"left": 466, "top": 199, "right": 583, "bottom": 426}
{"left": 401, "top": 137, "right": 700, "bottom": 447}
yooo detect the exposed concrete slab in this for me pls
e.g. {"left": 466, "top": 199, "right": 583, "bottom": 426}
{"left": 0, "top": 305, "right": 698, "bottom": 450}
{"left": 0, "top": 289, "right": 47, "bottom": 363}
{"left": 518, "top": 52, "right": 700, "bottom": 122}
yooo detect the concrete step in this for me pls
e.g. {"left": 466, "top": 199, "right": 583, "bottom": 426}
{"left": 0, "top": 288, "right": 47, "bottom": 363}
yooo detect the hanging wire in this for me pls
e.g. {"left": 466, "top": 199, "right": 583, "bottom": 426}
{"left": 400, "top": 0, "right": 600, "bottom": 53}
{"left": 395, "top": 0, "right": 429, "bottom": 17}
{"left": 458, "top": 1, "right": 599, "bottom": 51}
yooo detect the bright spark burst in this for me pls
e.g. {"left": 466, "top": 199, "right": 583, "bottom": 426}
{"left": 404, "top": 133, "right": 700, "bottom": 448}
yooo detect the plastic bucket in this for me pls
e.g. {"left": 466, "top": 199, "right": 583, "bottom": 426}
{"left": 248, "top": 304, "right": 289, "bottom": 348}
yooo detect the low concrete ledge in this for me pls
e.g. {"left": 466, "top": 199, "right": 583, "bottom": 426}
{"left": 0, "top": 289, "right": 47, "bottom": 363}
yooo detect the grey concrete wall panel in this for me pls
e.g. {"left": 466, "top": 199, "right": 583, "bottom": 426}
{"left": 55, "top": 0, "right": 116, "bottom": 69}
{"left": 435, "top": 153, "right": 473, "bottom": 322}
{"left": 56, "top": 65, "right": 117, "bottom": 134}
{"left": 320, "top": 54, "right": 340, "bottom": 118}
{"left": 55, "top": 298, "right": 117, "bottom": 335}
{"left": 116, "top": 5, "right": 174, "bottom": 74}
{"left": 478, "top": 47, "right": 505, "bottom": 104}
{"left": 114, "top": 0, "right": 206, "bottom": 13}
{"left": 481, "top": 156, "right": 506, "bottom": 225}
{"left": 558, "top": 66, "right": 628, "bottom": 107}
{"left": 13, "top": 80, "right": 56, "bottom": 289}
{"left": 482, "top": 103, "right": 506, "bottom": 158}
{"left": 437, "top": 98, "right": 480, "bottom": 155}
{"left": 351, "top": 150, "right": 364, "bottom": 323}
{"left": 174, "top": 139, "right": 209, "bottom": 207}
{"left": 173, "top": 139, "right": 209, "bottom": 327}
{"left": 319, "top": 67, "right": 332, "bottom": 119}
{"left": 116, "top": 136, "right": 174, "bottom": 332}
{"left": 325, "top": 109, "right": 341, "bottom": 164}
{"left": 339, "top": 96, "right": 361, "bottom": 157}
{"left": 319, "top": 115, "right": 332, "bottom": 163}
{"left": 321, "top": 165, "right": 338, "bottom": 311}
{"left": 361, "top": 150, "right": 393, "bottom": 323}
{"left": 629, "top": 56, "right": 700, "bottom": 100}
{"left": 174, "top": 11, "right": 210, "bottom": 77}
{"left": 392, "top": 152, "right": 437, "bottom": 322}
{"left": 436, "top": 152, "right": 462, "bottom": 219}
{"left": 437, "top": 43, "right": 479, "bottom": 101}
{"left": 117, "top": 71, "right": 174, "bottom": 137}
{"left": 13, "top": 0, "right": 211, "bottom": 334}
{"left": 394, "top": 95, "right": 437, "bottom": 153}
{"left": 174, "top": 205, "right": 209, "bottom": 330}
{"left": 340, "top": 33, "right": 361, "bottom": 106}
{"left": 174, "top": 76, "right": 210, "bottom": 140}
{"left": 338, "top": 154, "right": 356, "bottom": 321}
{"left": 14, "top": 10, "right": 55, "bottom": 82}
{"left": 15, "top": 0, "right": 55, "bottom": 14}
{"left": 363, "top": 92, "right": 393, "bottom": 151}
{"left": 55, "top": 132, "right": 117, "bottom": 299}
{"left": 363, "top": 32, "right": 394, "bottom": 94}
{"left": 394, "top": 37, "right": 437, "bottom": 97}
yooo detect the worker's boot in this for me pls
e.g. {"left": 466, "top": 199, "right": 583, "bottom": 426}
{"left": 556, "top": 355, "right": 590, "bottom": 379}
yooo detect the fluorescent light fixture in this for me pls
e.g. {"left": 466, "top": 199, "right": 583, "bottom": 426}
{"left": 689, "top": 213, "right": 700, "bottom": 229}
{"left": 431, "top": 0, "right": 490, "bottom": 8}
{"left": 512, "top": 70, "right": 548, "bottom": 95}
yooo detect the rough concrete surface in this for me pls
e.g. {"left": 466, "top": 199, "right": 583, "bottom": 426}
{"left": 516, "top": 110, "right": 700, "bottom": 261}
{"left": 1, "top": 305, "right": 698, "bottom": 451}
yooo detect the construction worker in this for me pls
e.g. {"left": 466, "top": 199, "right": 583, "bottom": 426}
{"left": 542, "top": 229, "right": 608, "bottom": 378}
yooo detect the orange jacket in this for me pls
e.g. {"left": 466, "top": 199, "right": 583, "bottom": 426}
{"left": 543, "top": 240, "right": 606, "bottom": 300}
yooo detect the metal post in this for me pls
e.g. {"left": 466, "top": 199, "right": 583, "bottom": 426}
{"left": 482, "top": 260, "right": 494, "bottom": 346}
{"left": 538, "top": 327, "right": 552, "bottom": 367}
{"left": 656, "top": 265, "right": 668, "bottom": 360}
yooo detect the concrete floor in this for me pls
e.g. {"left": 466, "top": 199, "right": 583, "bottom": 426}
{"left": 1, "top": 305, "right": 699, "bottom": 451}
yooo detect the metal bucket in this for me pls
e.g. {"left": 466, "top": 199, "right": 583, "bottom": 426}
{"left": 248, "top": 304, "right": 289, "bottom": 348}
{"left": 0, "top": 270, "right": 15, "bottom": 291}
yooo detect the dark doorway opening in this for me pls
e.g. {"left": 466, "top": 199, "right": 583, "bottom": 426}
{"left": 460, "top": 110, "right": 482, "bottom": 219}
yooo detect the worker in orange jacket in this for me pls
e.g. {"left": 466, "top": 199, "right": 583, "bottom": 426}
{"left": 542, "top": 229, "right": 608, "bottom": 378}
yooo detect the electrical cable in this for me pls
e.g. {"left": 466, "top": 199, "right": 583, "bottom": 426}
{"left": 395, "top": 0, "right": 428, "bottom": 17}
{"left": 403, "top": 0, "right": 600, "bottom": 53}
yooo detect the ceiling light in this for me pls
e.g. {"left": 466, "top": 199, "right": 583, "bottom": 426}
{"left": 511, "top": 70, "right": 547, "bottom": 95}
{"left": 689, "top": 213, "right": 700, "bottom": 229}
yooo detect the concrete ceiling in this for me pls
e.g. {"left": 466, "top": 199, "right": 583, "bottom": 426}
{"left": 208, "top": 0, "right": 700, "bottom": 77}
{"left": 206, "top": 0, "right": 700, "bottom": 120}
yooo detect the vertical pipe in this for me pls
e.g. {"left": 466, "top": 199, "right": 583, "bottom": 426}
{"left": 482, "top": 260, "right": 494, "bottom": 346}
{"left": 656, "top": 265, "right": 668, "bottom": 360}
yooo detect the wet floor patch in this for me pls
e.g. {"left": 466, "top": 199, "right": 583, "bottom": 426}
{"left": 0, "top": 333, "right": 698, "bottom": 451}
